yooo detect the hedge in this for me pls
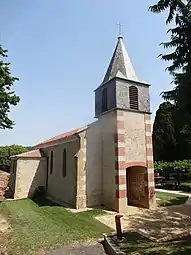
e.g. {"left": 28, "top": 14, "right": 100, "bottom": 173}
{"left": 0, "top": 145, "right": 28, "bottom": 172}
{"left": 154, "top": 160, "right": 191, "bottom": 176}
{"left": 155, "top": 160, "right": 191, "bottom": 192}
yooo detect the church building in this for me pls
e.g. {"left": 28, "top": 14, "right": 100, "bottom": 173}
{"left": 9, "top": 35, "right": 156, "bottom": 212}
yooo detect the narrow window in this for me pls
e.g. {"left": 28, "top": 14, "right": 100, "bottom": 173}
{"left": 129, "top": 86, "right": 138, "bottom": 110}
{"left": 102, "top": 87, "right": 108, "bottom": 112}
{"left": 62, "top": 149, "right": 67, "bottom": 177}
{"left": 74, "top": 156, "right": 78, "bottom": 181}
{"left": 50, "top": 151, "right": 53, "bottom": 174}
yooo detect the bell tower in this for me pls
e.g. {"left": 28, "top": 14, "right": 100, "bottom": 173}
{"left": 95, "top": 36, "right": 156, "bottom": 212}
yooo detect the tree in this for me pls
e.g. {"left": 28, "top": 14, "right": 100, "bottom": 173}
{"left": 0, "top": 145, "right": 28, "bottom": 172}
{"left": 149, "top": 1, "right": 191, "bottom": 125}
{"left": 153, "top": 102, "right": 177, "bottom": 161}
{"left": 0, "top": 45, "right": 20, "bottom": 129}
{"left": 153, "top": 101, "right": 191, "bottom": 161}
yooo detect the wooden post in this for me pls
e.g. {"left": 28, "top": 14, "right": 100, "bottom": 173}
{"left": 115, "top": 214, "right": 123, "bottom": 240}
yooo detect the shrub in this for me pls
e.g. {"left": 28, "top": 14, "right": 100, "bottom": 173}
{"left": 181, "top": 184, "right": 191, "bottom": 192}
{"left": 155, "top": 160, "right": 191, "bottom": 190}
{"left": 33, "top": 186, "right": 46, "bottom": 198}
{"left": 154, "top": 160, "right": 191, "bottom": 177}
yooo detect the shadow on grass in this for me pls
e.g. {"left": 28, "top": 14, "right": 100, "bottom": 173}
{"left": 116, "top": 232, "right": 191, "bottom": 255}
{"left": 158, "top": 195, "right": 188, "bottom": 207}
{"left": 31, "top": 196, "right": 59, "bottom": 207}
{"left": 125, "top": 205, "right": 191, "bottom": 241}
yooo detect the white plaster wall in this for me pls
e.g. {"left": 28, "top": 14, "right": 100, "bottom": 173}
{"left": 85, "top": 121, "right": 102, "bottom": 207}
{"left": 124, "top": 111, "right": 146, "bottom": 163}
{"left": 14, "top": 158, "right": 46, "bottom": 199}
{"left": 99, "top": 111, "right": 116, "bottom": 209}
{"left": 45, "top": 139, "right": 79, "bottom": 207}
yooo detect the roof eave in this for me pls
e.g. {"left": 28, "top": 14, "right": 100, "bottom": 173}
{"left": 35, "top": 126, "right": 88, "bottom": 149}
{"left": 94, "top": 76, "right": 150, "bottom": 92}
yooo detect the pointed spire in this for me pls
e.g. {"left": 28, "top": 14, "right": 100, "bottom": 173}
{"left": 102, "top": 36, "right": 140, "bottom": 84}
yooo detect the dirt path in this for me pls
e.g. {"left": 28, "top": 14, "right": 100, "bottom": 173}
{"left": 0, "top": 214, "right": 10, "bottom": 254}
{"left": 0, "top": 215, "right": 9, "bottom": 233}
{"left": 46, "top": 242, "right": 107, "bottom": 255}
{"left": 95, "top": 205, "right": 191, "bottom": 241}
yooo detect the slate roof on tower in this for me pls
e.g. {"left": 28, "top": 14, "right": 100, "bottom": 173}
{"left": 102, "top": 36, "right": 141, "bottom": 85}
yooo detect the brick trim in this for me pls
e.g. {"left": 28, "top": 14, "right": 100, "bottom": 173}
{"left": 115, "top": 175, "right": 126, "bottom": 185}
{"left": 115, "top": 160, "right": 126, "bottom": 170}
{"left": 115, "top": 110, "right": 126, "bottom": 200}
{"left": 116, "top": 189, "right": 126, "bottom": 199}
{"left": 115, "top": 147, "right": 126, "bottom": 156}
{"left": 114, "top": 134, "right": 125, "bottom": 143}
{"left": 144, "top": 114, "right": 156, "bottom": 208}
{"left": 76, "top": 133, "right": 87, "bottom": 209}
{"left": 125, "top": 161, "right": 147, "bottom": 169}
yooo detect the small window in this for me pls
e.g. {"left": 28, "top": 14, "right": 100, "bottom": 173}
{"left": 50, "top": 151, "right": 53, "bottom": 174}
{"left": 102, "top": 87, "right": 108, "bottom": 112}
{"left": 129, "top": 86, "right": 138, "bottom": 110}
{"left": 62, "top": 149, "right": 67, "bottom": 177}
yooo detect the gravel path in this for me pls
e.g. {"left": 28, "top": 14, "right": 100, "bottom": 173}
{"left": 46, "top": 242, "right": 107, "bottom": 255}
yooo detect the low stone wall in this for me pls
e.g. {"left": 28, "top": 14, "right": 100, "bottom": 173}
{"left": 103, "top": 234, "right": 125, "bottom": 255}
{"left": 0, "top": 170, "right": 10, "bottom": 201}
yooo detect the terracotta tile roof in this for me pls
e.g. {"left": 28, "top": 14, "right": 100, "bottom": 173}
{"left": 35, "top": 126, "right": 87, "bottom": 149}
{"left": 12, "top": 149, "right": 42, "bottom": 158}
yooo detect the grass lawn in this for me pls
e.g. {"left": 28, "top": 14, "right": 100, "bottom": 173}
{"left": 182, "top": 181, "right": 191, "bottom": 187}
{"left": 0, "top": 193, "right": 189, "bottom": 254}
{"left": 0, "top": 198, "right": 111, "bottom": 255}
{"left": 156, "top": 191, "right": 188, "bottom": 207}
{"left": 118, "top": 232, "right": 191, "bottom": 255}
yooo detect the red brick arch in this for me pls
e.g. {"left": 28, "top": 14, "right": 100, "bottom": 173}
{"left": 125, "top": 161, "right": 147, "bottom": 169}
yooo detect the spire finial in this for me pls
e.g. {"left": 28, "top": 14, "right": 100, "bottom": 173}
{"left": 117, "top": 23, "right": 123, "bottom": 38}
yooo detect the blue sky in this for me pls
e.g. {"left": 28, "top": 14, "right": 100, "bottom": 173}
{"left": 1, "top": 0, "right": 171, "bottom": 146}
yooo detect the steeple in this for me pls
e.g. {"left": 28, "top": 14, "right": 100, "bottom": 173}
{"left": 102, "top": 36, "right": 140, "bottom": 84}
{"left": 94, "top": 36, "right": 150, "bottom": 118}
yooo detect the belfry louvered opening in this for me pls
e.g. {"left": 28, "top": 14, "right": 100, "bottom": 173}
{"left": 129, "top": 86, "right": 138, "bottom": 110}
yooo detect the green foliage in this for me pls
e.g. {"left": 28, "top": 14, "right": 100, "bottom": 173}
{"left": 0, "top": 145, "right": 28, "bottom": 172}
{"left": 153, "top": 101, "right": 191, "bottom": 160}
{"left": 156, "top": 191, "right": 188, "bottom": 206}
{"left": 150, "top": 1, "right": 191, "bottom": 131}
{"left": 0, "top": 199, "right": 111, "bottom": 254}
{"left": 154, "top": 160, "right": 191, "bottom": 176}
{"left": 26, "top": 146, "right": 34, "bottom": 151}
{"left": 0, "top": 44, "right": 20, "bottom": 129}
{"left": 153, "top": 102, "right": 177, "bottom": 161}
{"left": 149, "top": 0, "right": 185, "bottom": 24}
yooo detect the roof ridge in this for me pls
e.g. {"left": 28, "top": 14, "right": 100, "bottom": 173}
{"left": 35, "top": 126, "right": 88, "bottom": 149}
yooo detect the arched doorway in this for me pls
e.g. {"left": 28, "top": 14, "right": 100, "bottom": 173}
{"left": 126, "top": 165, "right": 147, "bottom": 208}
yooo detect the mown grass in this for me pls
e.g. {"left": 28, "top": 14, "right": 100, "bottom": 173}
{"left": 118, "top": 232, "right": 191, "bottom": 255}
{"left": 181, "top": 181, "right": 191, "bottom": 187}
{"left": 156, "top": 191, "right": 188, "bottom": 207}
{"left": 0, "top": 192, "right": 189, "bottom": 254}
{"left": 0, "top": 198, "right": 111, "bottom": 255}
